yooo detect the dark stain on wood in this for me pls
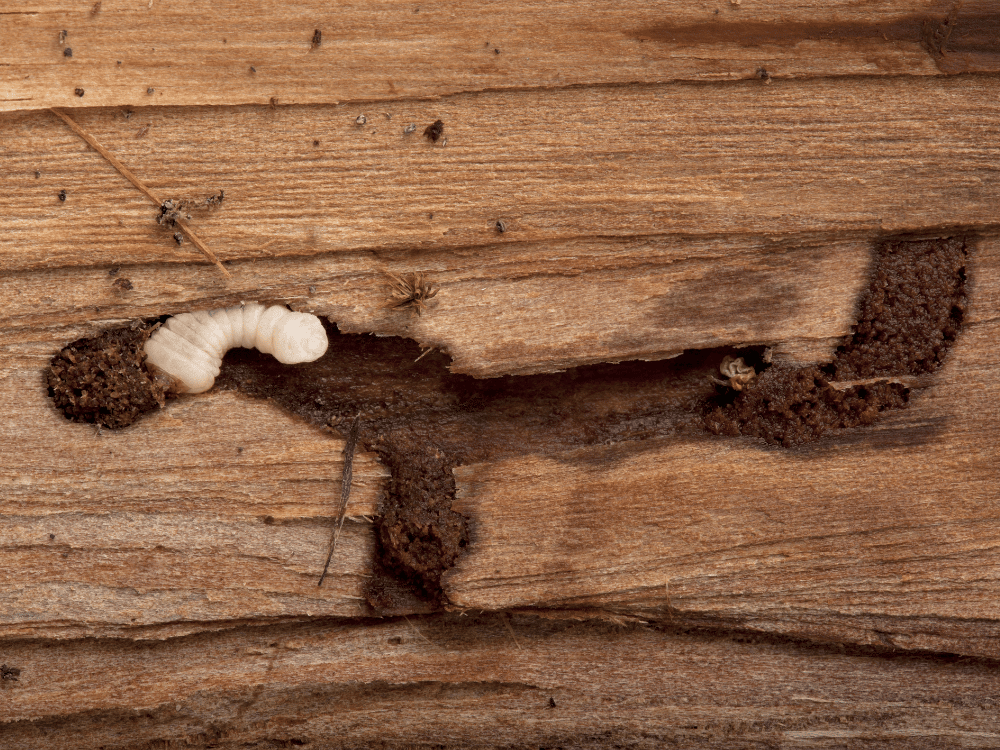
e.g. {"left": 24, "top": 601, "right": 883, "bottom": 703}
{"left": 214, "top": 331, "right": 723, "bottom": 608}
{"left": 920, "top": 1, "right": 1000, "bottom": 73}
{"left": 654, "top": 267, "right": 803, "bottom": 336}
{"left": 634, "top": 2, "right": 1000, "bottom": 74}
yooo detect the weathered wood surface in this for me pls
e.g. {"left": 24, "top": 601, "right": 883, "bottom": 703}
{"left": 5, "top": 76, "right": 1000, "bottom": 274}
{"left": 4, "top": 614, "right": 1000, "bottom": 749}
{"left": 4, "top": 74, "right": 1000, "bottom": 374}
{"left": 444, "top": 237, "right": 1000, "bottom": 658}
{"left": 0, "top": 233, "right": 873, "bottom": 377}
{"left": 8, "top": 0, "right": 998, "bottom": 114}
{"left": 0, "top": 378, "right": 387, "bottom": 640}
{"left": 3, "top": 0, "right": 1000, "bottom": 745}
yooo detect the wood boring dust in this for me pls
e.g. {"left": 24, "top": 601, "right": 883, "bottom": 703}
{"left": 705, "top": 237, "right": 968, "bottom": 446}
{"left": 44, "top": 237, "right": 971, "bottom": 611}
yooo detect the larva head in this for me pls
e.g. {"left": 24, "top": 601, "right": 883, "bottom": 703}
{"left": 271, "top": 312, "right": 329, "bottom": 365}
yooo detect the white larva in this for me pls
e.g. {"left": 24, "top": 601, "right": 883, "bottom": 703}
{"left": 144, "top": 302, "right": 329, "bottom": 393}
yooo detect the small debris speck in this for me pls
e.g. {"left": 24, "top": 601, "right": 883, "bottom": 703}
{"left": 237, "top": 446, "right": 244, "bottom": 453}
{"left": 34, "top": 170, "right": 41, "bottom": 179}
{"left": 49, "top": 533, "right": 56, "bottom": 540}
{"left": 311, "top": 29, "right": 322, "bottom": 48}
{"left": 404, "top": 123, "right": 416, "bottom": 134}
{"left": 112, "top": 277, "right": 134, "bottom": 293}
{"left": 1, "top": 665, "right": 21, "bottom": 682}
{"left": 74, "top": 87, "right": 85, "bottom": 97}
{"left": 313, "top": 139, "right": 319, "bottom": 146}
{"left": 423, "top": 119, "right": 444, "bottom": 142}
{"left": 494, "top": 48, "right": 500, "bottom": 54}
{"left": 63, "top": 48, "right": 73, "bottom": 57}
{"left": 147, "top": 87, "right": 154, "bottom": 94}
{"left": 384, "top": 271, "right": 438, "bottom": 316}
{"left": 249, "top": 66, "right": 256, "bottom": 74}
{"left": 58, "top": 189, "right": 67, "bottom": 202}
{"left": 270, "top": 96, "right": 278, "bottom": 108}
{"left": 549, "top": 697, "right": 557, "bottom": 708}
{"left": 59, "top": 30, "right": 68, "bottom": 44}
{"left": 309, "top": 285, "right": 317, "bottom": 294}
{"left": 495, "top": 219, "right": 506, "bottom": 233}
{"left": 108, "top": 266, "right": 120, "bottom": 277}
{"left": 92, "top": 1, "right": 102, "bottom": 14}
{"left": 173, "top": 232, "right": 184, "bottom": 245}
{"left": 159, "top": 199, "right": 188, "bottom": 229}
{"left": 356, "top": 114, "right": 367, "bottom": 126}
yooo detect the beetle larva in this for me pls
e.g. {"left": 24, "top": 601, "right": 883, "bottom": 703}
{"left": 144, "top": 302, "right": 328, "bottom": 393}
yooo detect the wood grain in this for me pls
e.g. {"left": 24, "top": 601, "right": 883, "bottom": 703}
{"left": 5, "top": 0, "right": 985, "bottom": 113}
{"left": 4, "top": 76, "right": 999, "bottom": 275}
{"left": 0, "top": 359, "right": 390, "bottom": 638}
{"left": 4, "top": 0, "right": 1000, "bottom": 743}
{"left": 443, "top": 237, "right": 1000, "bottom": 658}
{"left": 0, "top": 233, "right": 873, "bottom": 379}
{"left": 3, "top": 614, "right": 1000, "bottom": 749}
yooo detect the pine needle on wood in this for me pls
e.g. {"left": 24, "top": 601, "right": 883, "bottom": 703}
{"left": 48, "top": 108, "right": 232, "bottom": 279}
{"left": 319, "top": 415, "right": 361, "bottom": 586}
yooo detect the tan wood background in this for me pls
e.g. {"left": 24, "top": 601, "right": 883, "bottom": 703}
{"left": 2, "top": 0, "right": 1000, "bottom": 746}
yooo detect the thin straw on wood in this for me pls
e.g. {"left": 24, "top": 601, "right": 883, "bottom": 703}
{"left": 48, "top": 108, "right": 232, "bottom": 279}
{"left": 319, "top": 415, "right": 361, "bottom": 586}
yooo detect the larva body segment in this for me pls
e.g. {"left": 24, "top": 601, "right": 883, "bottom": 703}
{"left": 222, "top": 306, "right": 247, "bottom": 348}
{"left": 190, "top": 310, "right": 229, "bottom": 356}
{"left": 240, "top": 303, "right": 266, "bottom": 349}
{"left": 163, "top": 314, "right": 219, "bottom": 358}
{"left": 144, "top": 303, "right": 328, "bottom": 393}
{"left": 254, "top": 305, "right": 289, "bottom": 356}
{"left": 208, "top": 307, "right": 236, "bottom": 348}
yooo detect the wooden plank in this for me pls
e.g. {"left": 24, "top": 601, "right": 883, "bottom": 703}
{"left": 4, "top": 1, "right": 1000, "bottom": 743}
{"left": 0, "top": 227, "right": 873, "bottom": 637}
{"left": 0, "top": 347, "right": 390, "bottom": 638}
{"left": 3, "top": 614, "right": 1000, "bottom": 748}
{"left": 442, "top": 237, "right": 1000, "bottom": 658}
{"left": 9, "top": 0, "right": 992, "bottom": 114}
{"left": 3, "top": 75, "right": 1000, "bottom": 276}
{"left": 0, "top": 233, "right": 872, "bottom": 379}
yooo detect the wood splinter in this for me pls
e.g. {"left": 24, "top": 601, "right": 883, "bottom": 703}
{"left": 319, "top": 414, "right": 361, "bottom": 586}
